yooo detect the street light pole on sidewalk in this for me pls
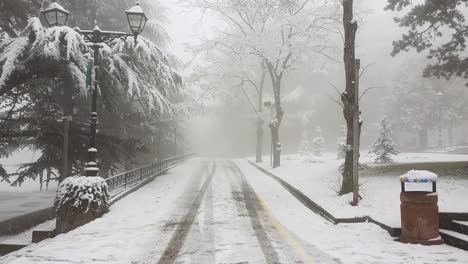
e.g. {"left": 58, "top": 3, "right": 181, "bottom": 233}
{"left": 61, "top": 115, "right": 72, "bottom": 182}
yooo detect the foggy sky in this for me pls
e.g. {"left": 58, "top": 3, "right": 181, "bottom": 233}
{"left": 163, "top": 0, "right": 457, "bottom": 156}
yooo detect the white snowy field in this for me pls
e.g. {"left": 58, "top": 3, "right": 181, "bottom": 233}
{"left": 0, "top": 190, "right": 56, "bottom": 222}
{"left": 2, "top": 158, "right": 468, "bottom": 264}
{"left": 0, "top": 148, "right": 57, "bottom": 222}
{"left": 253, "top": 152, "right": 468, "bottom": 227}
{"left": 362, "top": 152, "right": 468, "bottom": 164}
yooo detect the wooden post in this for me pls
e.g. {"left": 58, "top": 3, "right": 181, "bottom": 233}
{"left": 352, "top": 59, "right": 360, "bottom": 205}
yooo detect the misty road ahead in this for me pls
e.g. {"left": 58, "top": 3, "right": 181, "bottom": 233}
{"left": 155, "top": 159, "right": 339, "bottom": 264}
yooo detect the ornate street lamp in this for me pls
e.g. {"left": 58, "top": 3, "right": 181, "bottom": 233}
{"left": 41, "top": 1, "right": 147, "bottom": 177}
{"left": 41, "top": 1, "right": 70, "bottom": 27}
{"left": 125, "top": 1, "right": 148, "bottom": 43}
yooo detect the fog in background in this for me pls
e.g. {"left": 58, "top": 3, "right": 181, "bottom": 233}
{"left": 166, "top": 0, "right": 468, "bottom": 158}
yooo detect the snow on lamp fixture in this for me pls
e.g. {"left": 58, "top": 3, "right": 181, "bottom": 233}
{"left": 125, "top": 1, "right": 148, "bottom": 36}
{"left": 41, "top": 1, "right": 70, "bottom": 27}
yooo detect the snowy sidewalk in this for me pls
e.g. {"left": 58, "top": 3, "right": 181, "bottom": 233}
{"left": 252, "top": 153, "right": 468, "bottom": 228}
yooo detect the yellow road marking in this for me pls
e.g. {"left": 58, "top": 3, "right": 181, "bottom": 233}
{"left": 255, "top": 192, "right": 315, "bottom": 264}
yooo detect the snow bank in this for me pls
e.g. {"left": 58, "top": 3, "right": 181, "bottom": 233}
{"left": 400, "top": 170, "right": 438, "bottom": 183}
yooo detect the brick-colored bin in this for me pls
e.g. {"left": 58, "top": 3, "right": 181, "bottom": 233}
{"left": 400, "top": 191, "right": 443, "bottom": 245}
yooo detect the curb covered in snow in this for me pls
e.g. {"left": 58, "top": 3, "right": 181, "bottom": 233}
{"left": 247, "top": 160, "right": 401, "bottom": 237}
{"left": 0, "top": 207, "right": 55, "bottom": 237}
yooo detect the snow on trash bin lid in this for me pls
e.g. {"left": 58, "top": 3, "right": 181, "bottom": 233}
{"left": 400, "top": 170, "right": 438, "bottom": 183}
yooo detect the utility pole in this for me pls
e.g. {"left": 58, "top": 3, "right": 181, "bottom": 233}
{"left": 352, "top": 59, "right": 360, "bottom": 205}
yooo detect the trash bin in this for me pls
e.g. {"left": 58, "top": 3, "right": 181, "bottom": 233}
{"left": 399, "top": 170, "right": 443, "bottom": 245}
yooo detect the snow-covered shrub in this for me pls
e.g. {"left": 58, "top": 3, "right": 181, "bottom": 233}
{"left": 312, "top": 136, "right": 325, "bottom": 156}
{"left": 298, "top": 130, "right": 312, "bottom": 156}
{"left": 336, "top": 125, "right": 347, "bottom": 159}
{"left": 301, "top": 157, "right": 324, "bottom": 164}
{"left": 55, "top": 176, "right": 110, "bottom": 213}
{"left": 55, "top": 176, "right": 110, "bottom": 233}
{"left": 371, "top": 118, "right": 399, "bottom": 163}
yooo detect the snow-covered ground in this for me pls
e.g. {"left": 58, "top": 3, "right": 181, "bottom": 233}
{"left": 0, "top": 190, "right": 55, "bottom": 222}
{"left": 253, "top": 152, "right": 468, "bottom": 227}
{"left": 2, "top": 158, "right": 468, "bottom": 264}
{"left": 238, "top": 160, "right": 468, "bottom": 264}
{"left": 0, "top": 148, "right": 57, "bottom": 222}
{"left": 361, "top": 152, "right": 468, "bottom": 164}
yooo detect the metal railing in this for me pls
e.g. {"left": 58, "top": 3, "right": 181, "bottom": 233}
{"left": 105, "top": 154, "right": 194, "bottom": 193}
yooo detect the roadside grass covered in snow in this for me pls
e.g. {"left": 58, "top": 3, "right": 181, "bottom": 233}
{"left": 252, "top": 152, "right": 468, "bottom": 228}
{"left": 0, "top": 149, "right": 56, "bottom": 222}
{"left": 362, "top": 161, "right": 468, "bottom": 179}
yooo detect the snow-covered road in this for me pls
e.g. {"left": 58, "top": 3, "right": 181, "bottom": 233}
{"left": 1, "top": 158, "right": 468, "bottom": 264}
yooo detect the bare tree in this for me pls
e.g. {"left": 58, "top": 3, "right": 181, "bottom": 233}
{"left": 187, "top": 43, "right": 268, "bottom": 161}
{"left": 184, "top": 0, "right": 340, "bottom": 167}
{"left": 340, "top": 0, "right": 360, "bottom": 195}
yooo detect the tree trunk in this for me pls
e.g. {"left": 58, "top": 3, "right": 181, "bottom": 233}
{"left": 271, "top": 81, "right": 283, "bottom": 168}
{"left": 342, "top": 111, "right": 354, "bottom": 194}
{"left": 270, "top": 125, "right": 281, "bottom": 167}
{"left": 265, "top": 62, "right": 284, "bottom": 168}
{"left": 39, "top": 172, "right": 43, "bottom": 192}
{"left": 46, "top": 168, "right": 51, "bottom": 191}
{"left": 256, "top": 119, "right": 264, "bottom": 162}
{"left": 340, "top": 0, "right": 358, "bottom": 195}
{"left": 256, "top": 63, "right": 266, "bottom": 163}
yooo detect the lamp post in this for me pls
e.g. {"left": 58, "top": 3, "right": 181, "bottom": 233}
{"left": 41, "top": 1, "right": 148, "bottom": 176}
{"left": 40, "top": 1, "right": 70, "bottom": 27}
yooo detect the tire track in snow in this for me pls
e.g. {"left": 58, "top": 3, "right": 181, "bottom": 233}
{"left": 227, "top": 161, "right": 281, "bottom": 264}
{"left": 157, "top": 160, "right": 217, "bottom": 264}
